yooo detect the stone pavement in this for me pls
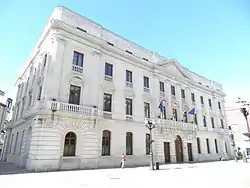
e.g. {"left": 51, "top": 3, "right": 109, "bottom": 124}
{"left": 0, "top": 161, "right": 249, "bottom": 188}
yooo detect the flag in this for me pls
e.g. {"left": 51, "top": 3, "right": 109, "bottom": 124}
{"left": 158, "top": 99, "right": 166, "bottom": 112}
{"left": 0, "top": 90, "right": 5, "bottom": 96}
{"left": 188, "top": 108, "right": 195, "bottom": 115}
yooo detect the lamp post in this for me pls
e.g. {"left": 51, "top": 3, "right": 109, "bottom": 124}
{"left": 236, "top": 98, "right": 250, "bottom": 139}
{"left": 144, "top": 118, "right": 155, "bottom": 170}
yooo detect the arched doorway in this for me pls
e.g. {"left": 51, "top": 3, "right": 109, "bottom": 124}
{"left": 175, "top": 135, "right": 184, "bottom": 163}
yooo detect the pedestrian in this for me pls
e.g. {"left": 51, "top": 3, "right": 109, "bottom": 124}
{"left": 121, "top": 153, "right": 126, "bottom": 169}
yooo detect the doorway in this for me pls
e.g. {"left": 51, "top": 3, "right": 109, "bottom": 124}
{"left": 187, "top": 143, "right": 193, "bottom": 162}
{"left": 175, "top": 135, "right": 184, "bottom": 163}
{"left": 164, "top": 142, "right": 170, "bottom": 163}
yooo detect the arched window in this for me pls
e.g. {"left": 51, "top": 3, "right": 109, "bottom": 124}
{"left": 126, "top": 132, "right": 133, "bottom": 155}
{"left": 102, "top": 130, "right": 111, "bottom": 156}
{"left": 63, "top": 132, "right": 76, "bottom": 157}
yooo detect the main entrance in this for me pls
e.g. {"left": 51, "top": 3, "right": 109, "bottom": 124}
{"left": 175, "top": 135, "right": 184, "bottom": 163}
{"left": 163, "top": 142, "right": 171, "bottom": 163}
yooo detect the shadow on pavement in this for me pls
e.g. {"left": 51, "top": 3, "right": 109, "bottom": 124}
{"left": 0, "top": 163, "right": 29, "bottom": 175}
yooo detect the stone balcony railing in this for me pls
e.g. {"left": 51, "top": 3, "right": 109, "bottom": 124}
{"left": 22, "top": 100, "right": 101, "bottom": 119}
{"left": 47, "top": 101, "right": 100, "bottom": 117}
{"left": 156, "top": 119, "right": 197, "bottom": 132}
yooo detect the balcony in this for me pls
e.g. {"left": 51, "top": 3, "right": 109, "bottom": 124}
{"left": 160, "top": 91, "right": 165, "bottom": 97}
{"left": 47, "top": 101, "right": 99, "bottom": 117}
{"left": 143, "top": 87, "right": 150, "bottom": 92}
{"left": 156, "top": 119, "right": 196, "bottom": 131}
{"left": 126, "top": 81, "right": 133, "bottom": 88}
{"left": 72, "top": 64, "right": 83, "bottom": 73}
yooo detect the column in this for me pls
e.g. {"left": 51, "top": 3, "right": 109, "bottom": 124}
{"left": 44, "top": 34, "right": 66, "bottom": 101}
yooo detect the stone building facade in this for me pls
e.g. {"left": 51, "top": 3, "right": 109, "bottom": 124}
{"left": 1, "top": 6, "right": 233, "bottom": 171}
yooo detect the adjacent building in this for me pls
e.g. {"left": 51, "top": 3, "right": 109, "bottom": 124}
{"left": 226, "top": 101, "right": 250, "bottom": 156}
{"left": 0, "top": 90, "right": 12, "bottom": 156}
{"left": 1, "top": 6, "right": 233, "bottom": 171}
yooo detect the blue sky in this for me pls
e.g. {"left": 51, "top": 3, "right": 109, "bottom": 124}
{"left": 0, "top": 0, "right": 250, "bottom": 102}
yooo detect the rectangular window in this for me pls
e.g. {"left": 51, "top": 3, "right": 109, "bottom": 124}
{"left": 211, "top": 117, "right": 215, "bottom": 128}
{"left": 214, "top": 139, "right": 218, "bottom": 153}
{"left": 126, "top": 132, "right": 133, "bottom": 155}
{"left": 37, "top": 86, "right": 42, "bottom": 100}
{"left": 126, "top": 98, "right": 133, "bottom": 115}
{"left": 171, "top": 85, "right": 175, "bottom": 96}
{"left": 172, "top": 108, "right": 178, "bottom": 121}
{"left": 208, "top": 99, "right": 212, "bottom": 108}
{"left": 225, "top": 142, "right": 228, "bottom": 153}
{"left": 28, "top": 91, "right": 32, "bottom": 106}
{"left": 43, "top": 53, "right": 47, "bottom": 67}
{"left": 105, "top": 63, "right": 113, "bottom": 77}
{"left": 200, "top": 96, "right": 204, "bottom": 105}
{"left": 144, "top": 102, "right": 150, "bottom": 118}
{"left": 162, "top": 106, "right": 167, "bottom": 119}
{"left": 220, "top": 119, "right": 224, "bottom": 129}
{"left": 73, "top": 51, "right": 84, "bottom": 67}
{"left": 9, "top": 134, "right": 14, "bottom": 154}
{"left": 191, "top": 93, "right": 195, "bottom": 102}
{"left": 126, "top": 70, "right": 132, "bottom": 83}
{"left": 21, "top": 98, "right": 25, "bottom": 116}
{"left": 197, "top": 137, "right": 201, "bottom": 154}
{"left": 146, "top": 133, "right": 150, "bottom": 155}
{"left": 103, "top": 93, "right": 112, "bottom": 112}
{"left": 203, "top": 115, "right": 207, "bottom": 127}
{"left": 218, "top": 102, "right": 221, "bottom": 110}
{"left": 206, "top": 138, "right": 210, "bottom": 153}
{"left": 69, "top": 85, "right": 81, "bottom": 105}
{"left": 194, "top": 114, "right": 198, "bottom": 125}
{"left": 181, "top": 89, "right": 185, "bottom": 99}
{"left": 14, "top": 132, "right": 19, "bottom": 154}
{"left": 143, "top": 76, "right": 149, "bottom": 88}
{"left": 19, "top": 130, "right": 25, "bottom": 154}
{"left": 159, "top": 82, "right": 165, "bottom": 92}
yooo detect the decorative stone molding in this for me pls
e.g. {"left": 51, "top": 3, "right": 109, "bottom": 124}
{"left": 60, "top": 118, "right": 95, "bottom": 134}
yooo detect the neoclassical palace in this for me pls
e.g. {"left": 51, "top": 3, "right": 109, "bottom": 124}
{"left": 1, "top": 6, "right": 233, "bottom": 171}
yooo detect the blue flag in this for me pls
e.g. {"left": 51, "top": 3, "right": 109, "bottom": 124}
{"left": 158, "top": 99, "right": 166, "bottom": 112}
{"left": 188, "top": 108, "right": 195, "bottom": 115}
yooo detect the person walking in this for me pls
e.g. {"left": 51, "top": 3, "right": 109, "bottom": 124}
{"left": 121, "top": 153, "right": 126, "bottom": 169}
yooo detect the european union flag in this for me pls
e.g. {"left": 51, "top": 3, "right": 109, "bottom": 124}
{"left": 188, "top": 108, "right": 195, "bottom": 115}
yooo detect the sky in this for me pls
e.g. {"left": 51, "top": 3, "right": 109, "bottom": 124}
{"left": 0, "top": 0, "right": 250, "bottom": 103}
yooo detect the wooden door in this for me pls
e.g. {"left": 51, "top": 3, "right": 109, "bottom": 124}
{"left": 175, "top": 135, "right": 184, "bottom": 163}
{"left": 164, "top": 142, "right": 170, "bottom": 163}
{"left": 187, "top": 143, "right": 193, "bottom": 162}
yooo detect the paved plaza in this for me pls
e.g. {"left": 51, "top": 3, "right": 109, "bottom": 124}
{"left": 0, "top": 161, "right": 249, "bottom": 188}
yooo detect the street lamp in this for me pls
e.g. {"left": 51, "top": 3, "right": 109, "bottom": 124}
{"left": 236, "top": 98, "right": 250, "bottom": 139}
{"left": 144, "top": 118, "right": 155, "bottom": 170}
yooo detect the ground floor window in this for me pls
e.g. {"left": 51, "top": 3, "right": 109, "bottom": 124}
{"left": 63, "top": 132, "right": 76, "bottom": 156}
